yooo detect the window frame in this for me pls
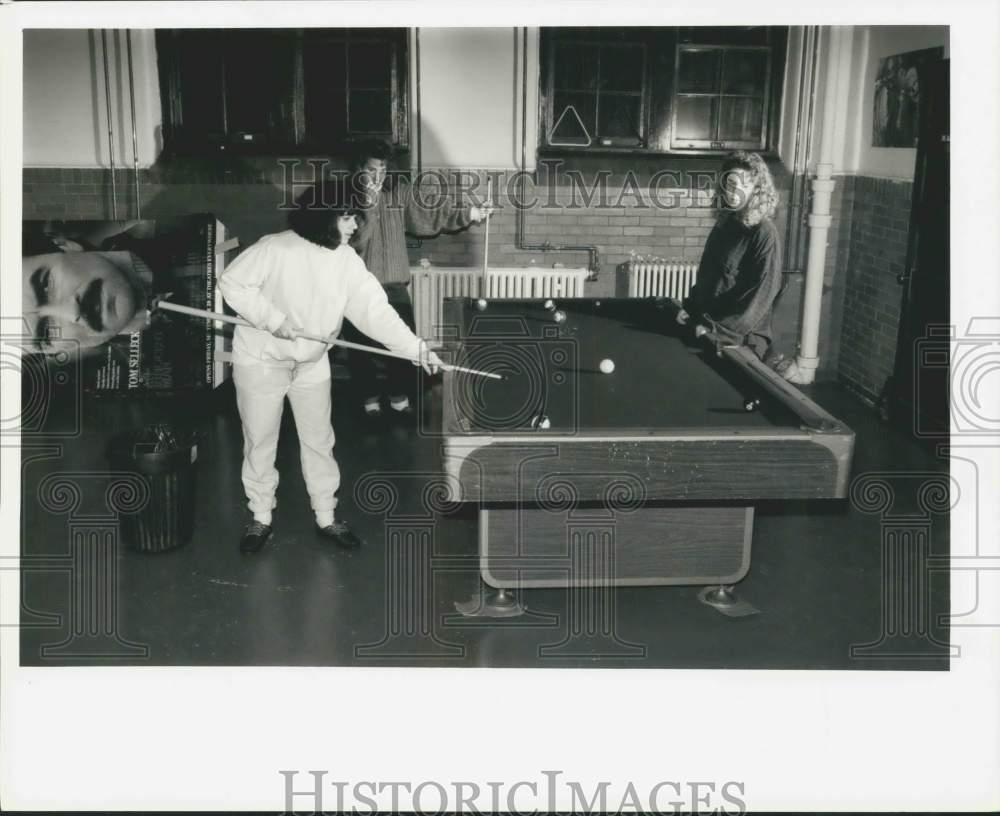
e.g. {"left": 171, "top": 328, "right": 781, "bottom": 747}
{"left": 155, "top": 28, "right": 409, "bottom": 156}
{"left": 538, "top": 27, "right": 787, "bottom": 158}
{"left": 670, "top": 43, "right": 774, "bottom": 151}
{"left": 545, "top": 38, "right": 650, "bottom": 149}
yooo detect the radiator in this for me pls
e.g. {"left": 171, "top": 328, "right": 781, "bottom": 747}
{"left": 624, "top": 260, "right": 698, "bottom": 299}
{"left": 410, "top": 264, "right": 589, "bottom": 342}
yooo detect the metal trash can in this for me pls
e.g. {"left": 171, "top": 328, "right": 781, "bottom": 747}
{"left": 109, "top": 425, "right": 198, "bottom": 553}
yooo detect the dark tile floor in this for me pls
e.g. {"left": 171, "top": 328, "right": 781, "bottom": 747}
{"left": 19, "top": 371, "right": 951, "bottom": 669}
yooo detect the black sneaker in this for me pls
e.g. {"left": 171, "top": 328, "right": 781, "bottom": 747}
{"left": 362, "top": 399, "right": 384, "bottom": 423}
{"left": 239, "top": 520, "right": 273, "bottom": 554}
{"left": 315, "top": 520, "right": 364, "bottom": 549}
{"left": 389, "top": 400, "right": 416, "bottom": 425}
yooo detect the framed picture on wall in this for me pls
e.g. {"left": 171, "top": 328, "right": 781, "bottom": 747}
{"left": 872, "top": 45, "right": 944, "bottom": 147}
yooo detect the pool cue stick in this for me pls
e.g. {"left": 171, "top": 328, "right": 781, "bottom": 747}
{"left": 482, "top": 176, "right": 492, "bottom": 274}
{"left": 153, "top": 300, "right": 503, "bottom": 380}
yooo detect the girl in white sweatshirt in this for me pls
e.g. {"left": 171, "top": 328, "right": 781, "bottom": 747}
{"left": 219, "top": 180, "right": 442, "bottom": 553}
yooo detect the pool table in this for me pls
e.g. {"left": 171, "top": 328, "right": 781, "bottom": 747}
{"left": 439, "top": 297, "right": 855, "bottom": 600}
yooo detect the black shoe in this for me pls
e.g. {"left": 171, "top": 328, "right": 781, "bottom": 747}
{"left": 239, "top": 520, "right": 273, "bottom": 554}
{"left": 315, "top": 520, "right": 364, "bottom": 549}
{"left": 362, "top": 399, "right": 384, "bottom": 423}
{"left": 389, "top": 401, "right": 416, "bottom": 425}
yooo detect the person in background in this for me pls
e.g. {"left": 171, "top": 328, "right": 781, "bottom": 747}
{"left": 677, "top": 150, "right": 785, "bottom": 367}
{"left": 218, "top": 178, "right": 443, "bottom": 554}
{"left": 342, "top": 138, "right": 491, "bottom": 422}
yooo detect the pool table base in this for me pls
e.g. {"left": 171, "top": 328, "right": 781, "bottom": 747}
{"left": 478, "top": 504, "right": 754, "bottom": 588}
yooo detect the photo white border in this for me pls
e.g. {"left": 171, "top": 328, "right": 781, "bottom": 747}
{"left": 2, "top": 1, "right": 999, "bottom": 811}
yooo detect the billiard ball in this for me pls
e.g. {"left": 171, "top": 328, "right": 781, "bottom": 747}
{"left": 475, "top": 298, "right": 488, "bottom": 311}
{"left": 553, "top": 310, "right": 566, "bottom": 323}
{"left": 544, "top": 299, "right": 556, "bottom": 311}
{"left": 530, "top": 414, "right": 551, "bottom": 430}
{"left": 599, "top": 358, "right": 615, "bottom": 374}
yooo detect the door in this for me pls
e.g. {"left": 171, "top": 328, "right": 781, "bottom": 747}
{"left": 887, "top": 58, "right": 949, "bottom": 436}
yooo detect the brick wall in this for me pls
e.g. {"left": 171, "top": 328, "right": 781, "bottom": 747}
{"left": 22, "top": 163, "right": 735, "bottom": 284}
{"left": 837, "top": 176, "right": 912, "bottom": 401}
{"left": 30, "top": 160, "right": 873, "bottom": 374}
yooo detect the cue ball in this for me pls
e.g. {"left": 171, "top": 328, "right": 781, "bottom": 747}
{"left": 530, "top": 414, "right": 551, "bottom": 430}
{"left": 475, "top": 298, "right": 488, "bottom": 310}
{"left": 599, "top": 358, "right": 615, "bottom": 374}
{"left": 553, "top": 310, "right": 566, "bottom": 323}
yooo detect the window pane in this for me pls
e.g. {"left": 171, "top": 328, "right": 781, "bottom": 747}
{"left": 349, "top": 89, "right": 392, "bottom": 133}
{"left": 306, "top": 90, "right": 347, "bottom": 142}
{"left": 677, "top": 49, "right": 721, "bottom": 94}
{"left": 178, "top": 34, "right": 226, "bottom": 138}
{"left": 225, "top": 32, "right": 294, "bottom": 139}
{"left": 551, "top": 92, "right": 596, "bottom": 144}
{"left": 348, "top": 40, "right": 393, "bottom": 89}
{"left": 304, "top": 40, "right": 348, "bottom": 140}
{"left": 597, "top": 94, "right": 642, "bottom": 140}
{"left": 674, "top": 95, "right": 717, "bottom": 141}
{"left": 718, "top": 96, "right": 764, "bottom": 142}
{"left": 600, "top": 45, "right": 645, "bottom": 92}
{"left": 554, "top": 44, "right": 599, "bottom": 90}
{"left": 722, "top": 50, "right": 768, "bottom": 95}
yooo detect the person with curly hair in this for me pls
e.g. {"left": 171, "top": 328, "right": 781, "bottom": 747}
{"left": 678, "top": 151, "right": 784, "bottom": 364}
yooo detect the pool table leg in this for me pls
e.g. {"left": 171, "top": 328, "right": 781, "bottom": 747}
{"left": 453, "top": 584, "right": 526, "bottom": 618}
{"left": 697, "top": 584, "right": 760, "bottom": 617}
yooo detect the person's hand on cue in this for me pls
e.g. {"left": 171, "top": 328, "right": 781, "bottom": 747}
{"left": 469, "top": 202, "right": 494, "bottom": 223}
{"left": 413, "top": 339, "right": 445, "bottom": 375}
{"left": 272, "top": 318, "right": 301, "bottom": 341}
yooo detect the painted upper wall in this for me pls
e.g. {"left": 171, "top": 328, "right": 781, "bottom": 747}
{"left": 415, "top": 28, "right": 539, "bottom": 170}
{"left": 845, "top": 25, "right": 948, "bottom": 179}
{"left": 22, "top": 26, "right": 538, "bottom": 171}
{"left": 23, "top": 29, "right": 162, "bottom": 168}
{"left": 25, "top": 25, "right": 941, "bottom": 178}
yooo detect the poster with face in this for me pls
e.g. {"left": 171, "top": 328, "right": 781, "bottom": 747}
{"left": 21, "top": 215, "right": 234, "bottom": 393}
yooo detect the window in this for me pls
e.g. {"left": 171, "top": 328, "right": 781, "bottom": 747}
{"left": 549, "top": 40, "right": 647, "bottom": 148}
{"left": 540, "top": 27, "right": 786, "bottom": 155}
{"left": 156, "top": 28, "right": 408, "bottom": 154}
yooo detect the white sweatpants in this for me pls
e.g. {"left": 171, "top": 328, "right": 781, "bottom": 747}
{"left": 233, "top": 358, "right": 339, "bottom": 517}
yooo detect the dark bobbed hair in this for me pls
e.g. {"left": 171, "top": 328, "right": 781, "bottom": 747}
{"left": 287, "top": 177, "right": 366, "bottom": 249}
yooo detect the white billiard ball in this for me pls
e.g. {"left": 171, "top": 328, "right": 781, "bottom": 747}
{"left": 553, "top": 310, "right": 566, "bottom": 323}
{"left": 475, "top": 298, "right": 488, "bottom": 311}
{"left": 599, "top": 358, "right": 615, "bottom": 374}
